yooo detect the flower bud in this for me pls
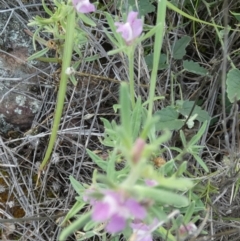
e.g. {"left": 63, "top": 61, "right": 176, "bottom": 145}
{"left": 131, "top": 138, "right": 146, "bottom": 164}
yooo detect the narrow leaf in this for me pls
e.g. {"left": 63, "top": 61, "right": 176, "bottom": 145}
{"left": 59, "top": 212, "right": 91, "bottom": 241}
{"left": 70, "top": 175, "right": 85, "bottom": 196}
{"left": 27, "top": 47, "right": 49, "bottom": 61}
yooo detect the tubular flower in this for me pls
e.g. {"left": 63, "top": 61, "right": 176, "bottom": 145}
{"left": 115, "top": 11, "right": 143, "bottom": 45}
{"left": 90, "top": 189, "right": 146, "bottom": 233}
{"left": 72, "top": 0, "right": 96, "bottom": 13}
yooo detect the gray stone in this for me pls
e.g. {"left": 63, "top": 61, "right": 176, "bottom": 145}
{"left": 0, "top": 11, "right": 42, "bottom": 134}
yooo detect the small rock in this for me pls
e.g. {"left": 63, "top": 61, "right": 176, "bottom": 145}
{"left": 0, "top": 46, "right": 42, "bottom": 133}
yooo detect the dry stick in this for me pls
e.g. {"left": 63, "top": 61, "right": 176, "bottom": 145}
{"left": 221, "top": 0, "right": 230, "bottom": 152}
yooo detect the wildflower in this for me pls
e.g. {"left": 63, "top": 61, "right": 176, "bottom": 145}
{"left": 72, "top": 0, "right": 96, "bottom": 13}
{"left": 115, "top": 11, "right": 143, "bottom": 45}
{"left": 91, "top": 189, "right": 146, "bottom": 233}
{"left": 130, "top": 219, "right": 159, "bottom": 241}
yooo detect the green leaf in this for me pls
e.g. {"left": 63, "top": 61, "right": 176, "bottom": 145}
{"left": 145, "top": 53, "right": 168, "bottom": 70}
{"left": 87, "top": 149, "right": 107, "bottom": 171}
{"left": 188, "top": 121, "right": 207, "bottom": 146}
{"left": 69, "top": 176, "right": 85, "bottom": 196}
{"left": 120, "top": 83, "right": 132, "bottom": 146}
{"left": 226, "top": 68, "right": 240, "bottom": 103}
{"left": 106, "top": 151, "right": 117, "bottom": 180}
{"left": 230, "top": 11, "right": 240, "bottom": 22}
{"left": 158, "top": 226, "right": 176, "bottom": 241}
{"left": 157, "top": 176, "right": 193, "bottom": 191}
{"left": 59, "top": 212, "right": 91, "bottom": 241}
{"left": 149, "top": 206, "right": 168, "bottom": 221}
{"left": 42, "top": 0, "right": 53, "bottom": 16}
{"left": 61, "top": 201, "right": 85, "bottom": 225}
{"left": 84, "top": 220, "right": 98, "bottom": 232}
{"left": 83, "top": 54, "right": 99, "bottom": 62}
{"left": 183, "top": 60, "right": 208, "bottom": 76}
{"left": 134, "top": 186, "right": 189, "bottom": 207}
{"left": 173, "top": 36, "right": 191, "bottom": 60}
{"left": 176, "top": 100, "right": 210, "bottom": 122}
{"left": 160, "top": 159, "right": 175, "bottom": 176}
{"left": 175, "top": 161, "right": 187, "bottom": 176}
{"left": 78, "top": 13, "right": 96, "bottom": 27}
{"left": 183, "top": 201, "right": 195, "bottom": 224}
{"left": 155, "top": 106, "right": 184, "bottom": 131}
{"left": 77, "top": 231, "right": 97, "bottom": 241}
{"left": 69, "top": 75, "right": 77, "bottom": 86}
{"left": 105, "top": 12, "right": 123, "bottom": 47}
{"left": 193, "top": 153, "right": 209, "bottom": 172}
{"left": 120, "top": 0, "right": 156, "bottom": 16}
{"left": 100, "top": 118, "right": 118, "bottom": 147}
{"left": 27, "top": 47, "right": 49, "bottom": 61}
{"left": 131, "top": 97, "right": 143, "bottom": 140}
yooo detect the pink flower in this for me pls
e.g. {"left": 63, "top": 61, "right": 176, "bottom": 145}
{"left": 115, "top": 11, "right": 143, "bottom": 45}
{"left": 91, "top": 190, "right": 146, "bottom": 233}
{"left": 130, "top": 219, "right": 159, "bottom": 241}
{"left": 72, "top": 0, "right": 96, "bottom": 13}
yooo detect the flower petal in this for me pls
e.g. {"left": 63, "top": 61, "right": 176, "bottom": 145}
{"left": 125, "top": 198, "right": 146, "bottom": 219}
{"left": 92, "top": 202, "right": 111, "bottom": 221}
{"left": 106, "top": 214, "right": 126, "bottom": 233}
{"left": 72, "top": 0, "right": 95, "bottom": 13}
{"left": 116, "top": 22, "right": 133, "bottom": 42}
{"left": 131, "top": 219, "right": 159, "bottom": 241}
{"left": 127, "top": 11, "right": 138, "bottom": 24}
{"left": 132, "top": 19, "right": 143, "bottom": 39}
{"left": 115, "top": 11, "right": 142, "bottom": 45}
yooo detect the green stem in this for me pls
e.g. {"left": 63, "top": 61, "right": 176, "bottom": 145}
{"left": 147, "top": 0, "right": 167, "bottom": 119}
{"left": 128, "top": 48, "right": 135, "bottom": 108}
{"left": 39, "top": 9, "right": 76, "bottom": 171}
{"left": 166, "top": 1, "right": 227, "bottom": 29}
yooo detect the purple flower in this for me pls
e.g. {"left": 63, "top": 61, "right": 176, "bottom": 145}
{"left": 91, "top": 190, "right": 146, "bottom": 233}
{"left": 130, "top": 219, "right": 159, "bottom": 241}
{"left": 72, "top": 0, "right": 96, "bottom": 13}
{"left": 115, "top": 11, "right": 143, "bottom": 45}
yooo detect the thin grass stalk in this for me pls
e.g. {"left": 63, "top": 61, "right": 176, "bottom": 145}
{"left": 147, "top": 0, "right": 167, "bottom": 119}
